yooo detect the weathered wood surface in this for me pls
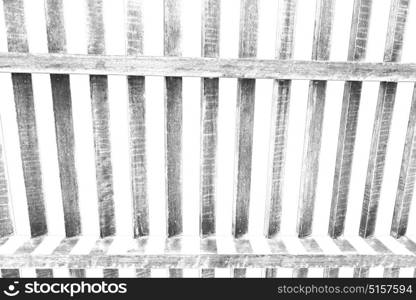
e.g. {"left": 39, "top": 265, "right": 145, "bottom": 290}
{"left": 293, "top": 238, "right": 323, "bottom": 278}
{"left": 200, "top": 0, "right": 220, "bottom": 239}
{"left": 0, "top": 236, "right": 414, "bottom": 269}
{"left": 265, "top": 238, "right": 287, "bottom": 277}
{"left": 199, "top": 0, "right": 220, "bottom": 278}
{"left": 45, "top": 0, "right": 81, "bottom": 238}
{"left": 232, "top": 0, "right": 258, "bottom": 239}
{"left": 297, "top": 0, "right": 335, "bottom": 238}
{"left": 164, "top": 0, "right": 183, "bottom": 238}
{"left": 126, "top": 0, "right": 149, "bottom": 239}
{"left": 264, "top": 0, "right": 297, "bottom": 238}
{"left": 87, "top": 0, "right": 116, "bottom": 238}
{"left": 1, "top": 53, "right": 416, "bottom": 81}
{"left": 359, "top": 0, "right": 409, "bottom": 238}
{"left": 329, "top": 0, "right": 372, "bottom": 239}
{"left": 391, "top": 86, "right": 416, "bottom": 238}
{"left": 3, "top": 0, "right": 47, "bottom": 238}
{"left": 1, "top": 269, "right": 20, "bottom": 278}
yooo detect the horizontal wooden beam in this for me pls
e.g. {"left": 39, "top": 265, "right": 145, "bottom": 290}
{"left": 0, "top": 236, "right": 415, "bottom": 268}
{"left": 0, "top": 52, "right": 416, "bottom": 81}
{"left": 0, "top": 252, "right": 414, "bottom": 269}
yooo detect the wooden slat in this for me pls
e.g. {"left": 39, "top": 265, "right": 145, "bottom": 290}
{"left": 126, "top": 0, "right": 149, "bottom": 239}
{"left": 391, "top": 85, "right": 416, "bottom": 237}
{"left": 199, "top": 0, "right": 219, "bottom": 279}
{"left": 36, "top": 269, "right": 53, "bottom": 278}
{"left": 164, "top": 0, "right": 183, "bottom": 237}
{"left": 2, "top": 53, "right": 416, "bottom": 81}
{"left": 1, "top": 269, "right": 20, "bottom": 278}
{"left": 45, "top": 0, "right": 81, "bottom": 238}
{"left": 200, "top": 0, "right": 220, "bottom": 239}
{"left": 297, "top": 0, "right": 335, "bottom": 238}
{"left": 87, "top": 0, "right": 116, "bottom": 238}
{"left": 135, "top": 268, "right": 151, "bottom": 278}
{"left": 329, "top": 0, "right": 372, "bottom": 239}
{"left": 169, "top": 269, "right": 183, "bottom": 278}
{"left": 359, "top": 0, "right": 409, "bottom": 238}
{"left": 69, "top": 269, "right": 86, "bottom": 278}
{"left": 264, "top": 0, "right": 297, "bottom": 238}
{"left": 3, "top": 0, "right": 47, "bottom": 238}
{"left": 0, "top": 237, "right": 415, "bottom": 268}
{"left": 103, "top": 269, "right": 119, "bottom": 278}
{"left": 232, "top": 0, "right": 258, "bottom": 238}
{"left": 201, "top": 268, "right": 215, "bottom": 278}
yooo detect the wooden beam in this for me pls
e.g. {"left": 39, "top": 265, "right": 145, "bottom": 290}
{"left": 0, "top": 53, "right": 416, "bottom": 81}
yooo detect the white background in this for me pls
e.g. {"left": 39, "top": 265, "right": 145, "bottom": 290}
{"left": 0, "top": 0, "right": 415, "bottom": 277}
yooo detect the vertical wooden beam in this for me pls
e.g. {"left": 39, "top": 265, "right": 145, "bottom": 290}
{"left": 329, "top": 0, "right": 372, "bottom": 238}
{"left": 3, "top": 0, "right": 47, "bottom": 238}
{"left": 232, "top": 0, "right": 258, "bottom": 238}
{"left": 164, "top": 0, "right": 183, "bottom": 238}
{"left": 264, "top": 0, "right": 297, "bottom": 238}
{"left": 135, "top": 268, "right": 151, "bottom": 278}
{"left": 45, "top": 0, "right": 81, "bottom": 238}
{"left": 126, "top": 0, "right": 150, "bottom": 278}
{"left": 169, "top": 269, "right": 183, "bottom": 278}
{"left": 359, "top": 0, "right": 409, "bottom": 238}
{"left": 103, "top": 269, "right": 119, "bottom": 278}
{"left": 1, "top": 269, "right": 20, "bottom": 278}
{"left": 86, "top": 0, "right": 116, "bottom": 238}
{"left": 297, "top": 0, "right": 335, "bottom": 238}
{"left": 326, "top": 0, "right": 372, "bottom": 278}
{"left": 391, "top": 86, "right": 416, "bottom": 238}
{"left": 126, "top": 0, "right": 148, "bottom": 239}
{"left": 232, "top": 0, "right": 258, "bottom": 278}
{"left": 36, "top": 269, "right": 53, "bottom": 278}
{"left": 69, "top": 269, "right": 86, "bottom": 278}
{"left": 200, "top": 0, "right": 220, "bottom": 278}
{"left": 200, "top": 0, "right": 220, "bottom": 239}
{"left": 264, "top": 0, "right": 297, "bottom": 278}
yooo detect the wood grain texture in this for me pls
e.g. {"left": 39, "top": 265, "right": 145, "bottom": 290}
{"left": 329, "top": 0, "right": 372, "bottom": 239}
{"left": 36, "top": 269, "right": 53, "bottom": 278}
{"left": 359, "top": 0, "right": 409, "bottom": 238}
{"left": 201, "top": 236, "right": 216, "bottom": 277}
{"left": 2, "top": 53, "right": 416, "bottom": 81}
{"left": 103, "top": 269, "right": 119, "bottom": 278}
{"left": 45, "top": 0, "right": 81, "bottom": 238}
{"left": 164, "top": 0, "right": 183, "bottom": 237}
{"left": 265, "top": 238, "right": 287, "bottom": 278}
{"left": 365, "top": 238, "right": 399, "bottom": 278}
{"left": 264, "top": 0, "right": 297, "bottom": 238}
{"left": 297, "top": 0, "right": 335, "bottom": 238}
{"left": 324, "top": 239, "right": 356, "bottom": 277}
{"left": 3, "top": 0, "right": 47, "bottom": 238}
{"left": 200, "top": 0, "right": 220, "bottom": 238}
{"left": 201, "top": 268, "right": 215, "bottom": 278}
{"left": 232, "top": 0, "right": 258, "bottom": 238}
{"left": 293, "top": 238, "right": 322, "bottom": 278}
{"left": 135, "top": 268, "right": 151, "bottom": 278}
{"left": 1, "top": 269, "right": 20, "bottom": 278}
{"left": 126, "top": 0, "right": 149, "bottom": 238}
{"left": 87, "top": 0, "right": 115, "bottom": 238}
{"left": 391, "top": 85, "right": 416, "bottom": 238}
{"left": 0, "top": 236, "right": 415, "bottom": 268}
{"left": 69, "top": 269, "right": 86, "bottom": 278}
